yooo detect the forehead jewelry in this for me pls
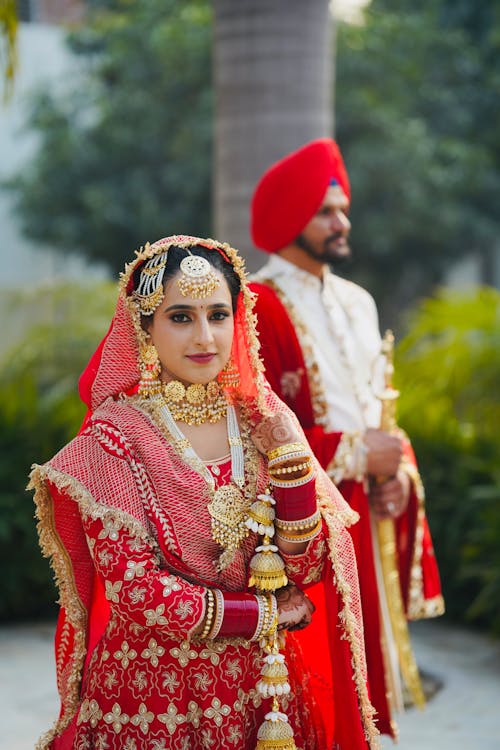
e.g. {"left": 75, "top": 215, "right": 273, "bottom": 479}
{"left": 177, "top": 252, "right": 220, "bottom": 299}
{"left": 133, "top": 250, "right": 169, "bottom": 315}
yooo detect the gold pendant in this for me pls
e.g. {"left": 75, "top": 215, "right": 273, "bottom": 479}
{"left": 208, "top": 484, "right": 249, "bottom": 552}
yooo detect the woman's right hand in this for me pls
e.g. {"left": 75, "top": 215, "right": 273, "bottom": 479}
{"left": 275, "top": 584, "right": 315, "bottom": 632}
{"left": 251, "top": 412, "right": 304, "bottom": 456}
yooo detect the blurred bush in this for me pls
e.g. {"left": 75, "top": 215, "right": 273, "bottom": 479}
{"left": 0, "top": 281, "right": 115, "bottom": 621}
{"left": 396, "top": 287, "right": 500, "bottom": 635}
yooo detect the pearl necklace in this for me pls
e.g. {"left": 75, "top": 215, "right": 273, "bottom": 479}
{"left": 156, "top": 396, "right": 249, "bottom": 567}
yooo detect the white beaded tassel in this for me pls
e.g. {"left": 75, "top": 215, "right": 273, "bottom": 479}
{"left": 227, "top": 405, "right": 245, "bottom": 489}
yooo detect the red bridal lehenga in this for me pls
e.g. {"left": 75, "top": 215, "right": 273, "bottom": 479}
{"left": 29, "top": 236, "right": 378, "bottom": 750}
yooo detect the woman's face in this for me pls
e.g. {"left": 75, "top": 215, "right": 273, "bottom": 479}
{"left": 146, "top": 268, "right": 235, "bottom": 385}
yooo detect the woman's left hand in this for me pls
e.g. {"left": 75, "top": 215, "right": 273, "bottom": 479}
{"left": 251, "top": 412, "right": 303, "bottom": 456}
{"left": 275, "top": 584, "right": 315, "bottom": 632}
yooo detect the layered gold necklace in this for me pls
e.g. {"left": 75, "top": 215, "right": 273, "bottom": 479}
{"left": 161, "top": 379, "right": 227, "bottom": 425}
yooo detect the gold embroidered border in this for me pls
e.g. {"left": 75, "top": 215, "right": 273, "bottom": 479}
{"left": 399, "top": 455, "right": 445, "bottom": 621}
{"left": 258, "top": 278, "right": 329, "bottom": 427}
{"left": 319, "top": 493, "right": 380, "bottom": 749}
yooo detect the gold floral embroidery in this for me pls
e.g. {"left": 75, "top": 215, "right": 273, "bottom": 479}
{"left": 113, "top": 641, "right": 137, "bottom": 668}
{"left": 132, "top": 669, "right": 148, "bottom": 691}
{"left": 203, "top": 697, "right": 231, "bottom": 726}
{"left": 157, "top": 703, "right": 187, "bottom": 735}
{"left": 193, "top": 669, "right": 213, "bottom": 693}
{"left": 77, "top": 698, "right": 103, "bottom": 727}
{"left": 160, "top": 574, "right": 181, "bottom": 596}
{"left": 228, "top": 725, "right": 243, "bottom": 745}
{"left": 141, "top": 638, "right": 165, "bottom": 667}
{"left": 186, "top": 700, "right": 203, "bottom": 728}
{"left": 103, "top": 702, "right": 130, "bottom": 733}
{"left": 128, "top": 537, "right": 147, "bottom": 553}
{"left": 98, "top": 516, "right": 122, "bottom": 541}
{"left": 103, "top": 669, "right": 119, "bottom": 690}
{"left": 129, "top": 585, "right": 147, "bottom": 604}
{"left": 161, "top": 669, "right": 181, "bottom": 694}
{"left": 144, "top": 603, "right": 168, "bottom": 626}
{"left": 225, "top": 658, "right": 243, "bottom": 681}
{"left": 124, "top": 560, "right": 147, "bottom": 580}
{"left": 199, "top": 639, "right": 231, "bottom": 666}
{"left": 169, "top": 640, "right": 198, "bottom": 667}
{"left": 175, "top": 600, "right": 194, "bottom": 620}
{"left": 97, "top": 549, "right": 113, "bottom": 567}
{"left": 130, "top": 703, "right": 154, "bottom": 734}
{"left": 105, "top": 580, "right": 122, "bottom": 603}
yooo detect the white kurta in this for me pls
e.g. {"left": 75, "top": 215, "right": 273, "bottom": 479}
{"left": 253, "top": 254, "right": 384, "bottom": 433}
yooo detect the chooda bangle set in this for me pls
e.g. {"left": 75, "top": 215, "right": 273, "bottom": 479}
{"left": 199, "top": 589, "right": 278, "bottom": 642}
{"left": 196, "top": 442, "right": 320, "bottom": 749}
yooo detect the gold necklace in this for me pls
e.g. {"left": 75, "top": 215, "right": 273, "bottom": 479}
{"left": 161, "top": 380, "right": 227, "bottom": 425}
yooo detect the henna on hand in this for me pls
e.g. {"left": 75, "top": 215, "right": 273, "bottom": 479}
{"left": 275, "top": 584, "right": 315, "bottom": 631}
{"left": 252, "top": 413, "right": 302, "bottom": 455}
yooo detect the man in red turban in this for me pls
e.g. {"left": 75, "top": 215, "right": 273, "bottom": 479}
{"left": 249, "top": 138, "right": 444, "bottom": 738}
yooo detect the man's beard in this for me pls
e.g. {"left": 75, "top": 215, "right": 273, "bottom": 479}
{"left": 295, "top": 232, "right": 352, "bottom": 267}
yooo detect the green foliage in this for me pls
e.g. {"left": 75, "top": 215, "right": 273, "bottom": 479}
{"left": 396, "top": 287, "right": 500, "bottom": 634}
{"left": 0, "top": 282, "right": 116, "bottom": 621}
{"left": 0, "top": 0, "right": 18, "bottom": 98}
{"left": 8, "top": 0, "right": 212, "bottom": 273}
{"left": 336, "top": 0, "right": 500, "bottom": 324}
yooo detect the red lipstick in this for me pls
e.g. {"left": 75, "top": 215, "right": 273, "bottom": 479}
{"left": 186, "top": 353, "right": 216, "bottom": 364}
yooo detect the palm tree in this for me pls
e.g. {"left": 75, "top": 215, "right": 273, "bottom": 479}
{"left": 213, "top": 0, "right": 334, "bottom": 268}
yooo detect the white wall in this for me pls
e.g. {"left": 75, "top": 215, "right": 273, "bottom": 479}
{"left": 0, "top": 23, "right": 108, "bottom": 289}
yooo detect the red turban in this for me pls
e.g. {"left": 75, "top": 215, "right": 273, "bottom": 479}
{"left": 250, "top": 138, "right": 350, "bottom": 253}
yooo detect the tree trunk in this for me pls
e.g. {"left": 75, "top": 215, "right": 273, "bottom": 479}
{"left": 213, "top": 0, "right": 334, "bottom": 269}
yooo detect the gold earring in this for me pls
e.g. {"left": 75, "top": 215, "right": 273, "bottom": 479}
{"left": 138, "top": 341, "right": 162, "bottom": 397}
{"left": 218, "top": 357, "right": 240, "bottom": 388}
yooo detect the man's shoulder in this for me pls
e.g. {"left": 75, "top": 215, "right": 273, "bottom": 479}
{"left": 331, "top": 275, "right": 377, "bottom": 311}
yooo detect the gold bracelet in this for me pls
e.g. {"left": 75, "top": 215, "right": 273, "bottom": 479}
{"left": 275, "top": 509, "right": 321, "bottom": 532}
{"left": 207, "top": 588, "right": 224, "bottom": 640}
{"left": 269, "top": 461, "right": 312, "bottom": 477}
{"left": 270, "top": 466, "right": 315, "bottom": 489}
{"left": 251, "top": 594, "right": 266, "bottom": 642}
{"left": 267, "top": 442, "right": 306, "bottom": 462}
{"left": 275, "top": 519, "right": 322, "bottom": 543}
{"left": 263, "top": 593, "right": 278, "bottom": 638}
{"left": 200, "top": 589, "right": 215, "bottom": 639}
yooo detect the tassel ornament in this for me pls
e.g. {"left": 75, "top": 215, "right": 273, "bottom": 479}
{"left": 250, "top": 487, "right": 297, "bottom": 750}
{"left": 256, "top": 707, "right": 297, "bottom": 750}
{"left": 249, "top": 543, "right": 288, "bottom": 591}
{"left": 256, "top": 653, "right": 291, "bottom": 698}
{"left": 246, "top": 493, "right": 276, "bottom": 537}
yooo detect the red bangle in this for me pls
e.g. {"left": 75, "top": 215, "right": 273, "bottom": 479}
{"left": 217, "top": 592, "right": 260, "bottom": 639}
{"left": 273, "top": 475, "right": 317, "bottom": 522}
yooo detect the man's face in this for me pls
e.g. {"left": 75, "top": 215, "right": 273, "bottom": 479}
{"left": 295, "top": 185, "right": 351, "bottom": 264}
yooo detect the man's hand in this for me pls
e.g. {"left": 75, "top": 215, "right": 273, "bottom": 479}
{"left": 369, "top": 469, "right": 411, "bottom": 520}
{"left": 364, "top": 428, "right": 403, "bottom": 477}
{"left": 275, "top": 584, "right": 315, "bottom": 632}
{"left": 251, "top": 412, "right": 303, "bottom": 456}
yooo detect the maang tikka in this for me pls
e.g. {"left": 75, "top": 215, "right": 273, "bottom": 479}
{"left": 177, "top": 252, "right": 220, "bottom": 299}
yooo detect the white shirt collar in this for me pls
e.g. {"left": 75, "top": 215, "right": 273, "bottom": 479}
{"left": 255, "top": 253, "right": 326, "bottom": 291}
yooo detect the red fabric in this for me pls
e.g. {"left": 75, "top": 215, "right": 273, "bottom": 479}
{"left": 251, "top": 138, "right": 351, "bottom": 253}
{"left": 273, "top": 476, "right": 317, "bottom": 521}
{"left": 341, "top": 481, "right": 392, "bottom": 735}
